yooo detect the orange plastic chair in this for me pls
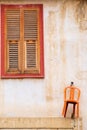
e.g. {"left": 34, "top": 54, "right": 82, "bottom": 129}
{"left": 62, "top": 82, "right": 80, "bottom": 118}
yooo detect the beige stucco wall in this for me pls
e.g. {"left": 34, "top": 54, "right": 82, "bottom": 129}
{"left": 0, "top": 0, "right": 87, "bottom": 129}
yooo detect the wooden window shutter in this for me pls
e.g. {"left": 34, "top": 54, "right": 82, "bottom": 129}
{"left": 1, "top": 5, "right": 44, "bottom": 78}
{"left": 6, "top": 9, "right": 21, "bottom": 73}
{"left": 24, "top": 10, "right": 40, "bottom": 73}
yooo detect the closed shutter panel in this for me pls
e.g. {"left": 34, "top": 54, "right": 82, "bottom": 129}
{"left": 24, "top": 10, "right": 40, "bottom": 73}
{"left": 9, "top": 41, "right": 18, "bottom": 69}
{"left": 6, "top": 9, "right": 20, "bottom": 72}
{"left": 26, "top": 41, "right": 36, "bottom": 68}
{"left": 24, "top": 10, "right": 38, "bottom": 40}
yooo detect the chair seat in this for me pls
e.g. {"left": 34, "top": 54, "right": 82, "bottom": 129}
{"left": 65, "top": 100, "right": 79, "bottom": 104}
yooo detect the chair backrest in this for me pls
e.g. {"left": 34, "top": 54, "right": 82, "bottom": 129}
{"left": 64, "top": 86, "right": 80, "bottom": 101}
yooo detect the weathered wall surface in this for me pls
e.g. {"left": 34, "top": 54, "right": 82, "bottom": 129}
{"left": 0, "top": 117, "right": 82, "bottom": 130}
{"left": 0, "top": 0, "right": 87, "bottom": 130}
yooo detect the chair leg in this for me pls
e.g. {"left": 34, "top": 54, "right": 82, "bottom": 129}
{"left": 64, "top": 102, "right": 68, "bottom": 117}
{"left": 71, "top": 103, "right": 76, "bottom": 118}
{"left": 75, "top": 104, "right": 77, "bottom": 117}
{"left": 62, "top": 102, "right": 66, "bottom": 116}
{"left": 77, "top": 103, "right": 79, "bottom": 118}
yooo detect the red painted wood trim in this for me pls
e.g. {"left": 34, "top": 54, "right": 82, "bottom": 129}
{"left": 1, "top": 4, "right": 44, "bottom": 79}
{"left": 1, "top": 5, "right": 5, "bottom": 78}
{"left": 39, "top": 4, "right": 44, "bottom": 78}
{"left": 0, "top": 5, "right": 1, "bottom": 78}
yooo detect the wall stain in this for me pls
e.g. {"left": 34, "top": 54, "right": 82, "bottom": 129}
{"left": 46, "top": 86, "right": 53, "bottom": 102}
{"left": 75, "top": 0, "right": 87, "bottom": 30}
{"left": 59, "top": 1, "right": 67, "bottom": 87}
{"left": 45, "top": 10, "right": 57, "bottom": 102}
{"left": 76, "top": 71, "right": 87, "bottom": 80}
{"left": 60, "top": 1, "right": 66, "bottom": 64}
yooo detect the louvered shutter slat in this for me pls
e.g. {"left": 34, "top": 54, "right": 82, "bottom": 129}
{"left": 6, "top": 9, "right": 20, "bottom": 71}
{"left": 24, "top": 10, "right": 38, "bottom": 40}
{"left": 9, "top": 43, "right": 18, "bottom": 69}
{"left": 6, "top": 10, "right": 20, "bottom": 40}
{"left": 26, "top": 42, "right": 36, "bottom": 68}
